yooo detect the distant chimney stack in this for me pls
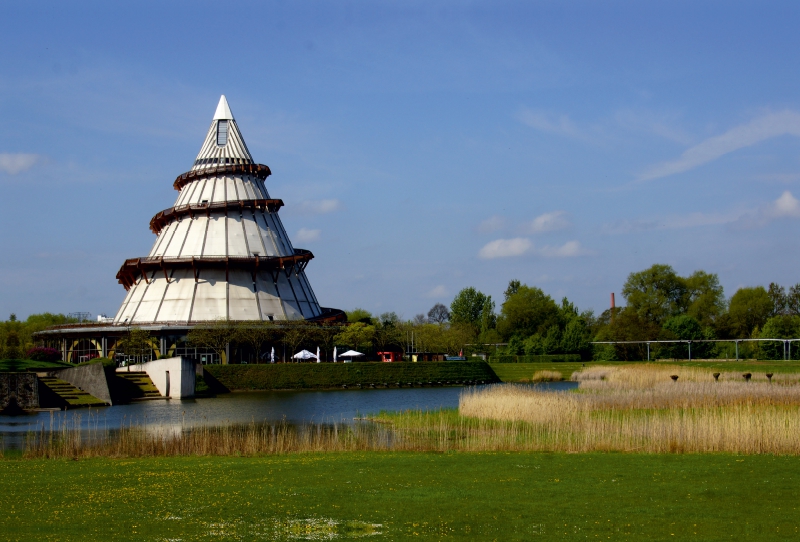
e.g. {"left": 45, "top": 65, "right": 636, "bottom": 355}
{"left": 611, "top": 292, "right": 615, "bottom": 309}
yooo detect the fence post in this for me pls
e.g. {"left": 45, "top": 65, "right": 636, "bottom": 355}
{"left": 688, "top": 341, "right": 691, "bottom": 362}
{"left": 735, "top": 340, "right": 739, "bottom": 361}
{"left": 647, "top": 342, "right": 650, "bottom": 362}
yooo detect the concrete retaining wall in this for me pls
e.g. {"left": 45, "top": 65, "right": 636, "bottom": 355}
{"left": 0, "top": 373, "right": 39, "bottom": 411}
{"left": 44, "top": 363, "right": 112, "bottom": 405}
{"left": 119, "top": 357, "right": 195, "bottom": 398}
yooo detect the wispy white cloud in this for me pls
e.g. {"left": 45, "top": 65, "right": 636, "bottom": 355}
{"left": 295, "top": 228, "right": 321, "bottom": 242}
{"left": 638, "top": 110, "right": 800, "bottom": 182}
{"left": 524, "top": 210, "right": 570, "bottom": 234}
{"left": 477, "top": 215, "right": 506, "bottom": 233}
{"left": 539, "top": 240, "right": 591, "bottom": 258}
{"left": 426, "top": 285, "right": 447, "bottom": 298}
{"left": 296, "top": 199, "right": 342, "bottom": 215}
{"left": 478, "top": 237, "right": 532, "bottom": 259}
{"left": 605, "top": 191, "right": 800, "bottom": 233}
{"left": 613, "top": 108, "right": 694, "bottom": 145}
{"left": 517, "top": 108, "right": 586, "bottom": 139}
{"left": 0, "top": 153, "right": 40, "bottom": 175}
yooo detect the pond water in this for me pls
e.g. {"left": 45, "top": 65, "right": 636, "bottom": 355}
{"left": 0, "top": 382, "right": 578, "bottom": 448}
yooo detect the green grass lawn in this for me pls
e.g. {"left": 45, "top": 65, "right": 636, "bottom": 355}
{"left": 0, "top": 359, "right": 71, "bottom": 372}
{"left": 2, "top": 452, "right": 799, "bottom": 540}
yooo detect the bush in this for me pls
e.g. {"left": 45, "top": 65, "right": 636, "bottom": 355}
{"left": 488, "top": 354, "right": 581, "bottom": 363}
{"left": 25, "top": 347, "right": 62, "bottom": 362}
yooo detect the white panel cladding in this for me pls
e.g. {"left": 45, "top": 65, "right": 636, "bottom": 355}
{"left": 276, "top": 272, "right": 304, "bottom": 319}
{"left": 189, "top": 270, "right": 227, "bottom": 321}
{"left": 202, "top": 215, "right": 227, "bottom": 256}
{"left": 254, "top": 212, "right": 278, "bottom": 256}
{"left": 242, "top": 212, "right": 266, "bottom": 255}
{"left": 226, "top": 215, "right": 248, "bottom": 256}
{"left": 255, "top": 275, "right": 286, "bottom": 320}
{"left": 179, "top": 217, "right": 208, "bottom": 257}
{"left": 224, "top": 177, "right": 237, "bottom": 202}
{"left": 114, "top": 283, "right": 138, "bottom": 322}
{"left": 155, "top": 270, "right": 195, "bottom": 322}
{"left": 199, "top": 178, "right": 216, "bottom": 203}
{"left": 263, "top": 213, "right": 290, "bottom": 256}
{"left": 233, "top": 177, "right": 249, "bottom": 201}
{"left": 163, "top": 219, "right": 191, "bottom": 257}
{"left": 132, "top": 273, "right": 168, "bottom": 323}
{"left": 298, "top": 271, "right": 321, "bottom": 316}
{"left": 117, "top": 277, "right": 149, "bottom": 323}
{"left": 150, "top": 220, "right": 180, "bottom": 257}
{"left": 228, "top": 271, "right": 260, "bottom": 320}
{"left": 211, "top": 177, "right": 227, "bottom": 203}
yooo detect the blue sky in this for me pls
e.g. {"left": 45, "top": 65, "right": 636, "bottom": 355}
{"left": 2, "top": 1, "right": 800, "bottom": 320}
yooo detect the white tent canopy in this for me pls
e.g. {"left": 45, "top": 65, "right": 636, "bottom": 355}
{"left": 338, "top": 350, "right": 364, "bottom": 358}
{"left": 293, "top": 349, "right": 318, "bottom": 360}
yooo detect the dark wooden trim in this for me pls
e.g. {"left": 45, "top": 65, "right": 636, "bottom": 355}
{"left": 173, "top": 163, "right": 271, "bottom": 191}
{"left": 116, "top": 250, "right": 314, "bottom": 290}
{"left": 149, "top": 199, "right": 284, "bottom": 234}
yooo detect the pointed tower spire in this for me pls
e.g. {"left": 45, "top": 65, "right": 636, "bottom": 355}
{"left": 213, "top": 95, "right": 234, "bottom": 120}
{"left": 191, "top": 95, "right": 253, "bottom": 170}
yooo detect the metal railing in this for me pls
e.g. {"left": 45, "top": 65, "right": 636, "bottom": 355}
{"left": 591, "top": 338, "right": 800, "bottom": 361}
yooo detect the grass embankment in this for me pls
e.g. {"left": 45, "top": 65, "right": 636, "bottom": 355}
{"left": 2, "top": 453, "right": 799, "bottom": 540}
{"left": 490, "top": 362, "right": 599, "bottom": 382}
{"left": 204, "top": 361, "right": 499, "bottom": 391}
{"left": 0, "top": 359, "right": 71, "bottom": 372}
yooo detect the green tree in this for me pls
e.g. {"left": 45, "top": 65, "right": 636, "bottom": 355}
{"left": 685, "top": 271, "right": 725, "bottom": 326}
{"left": 334, "top": 322, "right": 376, "bottom": 353}
{"left": 450, "top": 287, "right": 488, "bottom": 326}
{"left": 504, "top": 279, "right": 521, "bottom": 301}
{"left": 496, "top": 285, "right": 560, "bottom": 340}
{"left": 622, "top": 264, "right": 687, "bottom": 325}
{"left": 117, "top": 327, "right": 156, "bottom": 366}
{"left": 758, "top": 315, "right": 800, "bottom": 360}
{"left": 561, "top": 318, "right": 591, "bottom": 357}
{"left": 346, "top": 308, "right": 373, "bottom": 324}
{"left": 728, "top": 286, "right": 773, "bottom": 338}
{"left": 768, "top": 283, "right": 787, "bottom": 316}
{"left": 661, "top": 314, "right": 710, "bottom": 359}
{"left": 788, "top": 284, "right": 800, "bottom": 316}
{"left": 281, "top": 321, "right": 311, "bottom": 361}
{"left": 233, "top": 320, "right": 277, "bottom": 363}
{"left": 187, "top": 320, "right": 234, "bottom": 364}
{"left": 479, "top": 296, "right": 496, "bottom": 334}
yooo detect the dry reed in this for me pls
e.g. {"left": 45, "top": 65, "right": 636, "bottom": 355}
{"left": 530, "top": 370, "right": 563, "bottom": 382}
{"left": 459, "top": 364, "right": 800, "bottom": 454}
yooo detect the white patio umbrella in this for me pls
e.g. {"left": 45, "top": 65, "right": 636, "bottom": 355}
{"left": 270, "top": 347, "right": 275, "bottom": 364}
{"left": 316, "top": 346, "right": 321, "bottom": 363}
{"left": 333, "top": 346, "right": 337, "bottom": 363}
{"left": 292, "top": 349, "right": 318, "bottom": 361}
{"left": 338, "top": 350, "right": 364, "bottom": 363}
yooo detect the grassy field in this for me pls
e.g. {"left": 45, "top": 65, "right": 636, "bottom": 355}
{"left": 2, "top": 452, "right": 799, "bottom": 540}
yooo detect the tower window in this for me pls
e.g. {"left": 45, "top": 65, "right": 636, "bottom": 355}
{"left": 216, "top": 120, "right": 228, "bottom": 146}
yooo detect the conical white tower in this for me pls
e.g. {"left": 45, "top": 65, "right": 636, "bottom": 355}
{"left": 114, "top": 96, "right": 325, "bottom": 324}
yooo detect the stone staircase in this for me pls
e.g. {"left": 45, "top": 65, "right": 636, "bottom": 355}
{"left": 114, "top": 373, "right": 162, "bottom": 399}
{"left": 37, "top": 376, "right": 108, "bottom": 408}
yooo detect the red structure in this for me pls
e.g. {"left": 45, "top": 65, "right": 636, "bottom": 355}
{"left": 378, "top": 351, "right": 403, "bottom": 362}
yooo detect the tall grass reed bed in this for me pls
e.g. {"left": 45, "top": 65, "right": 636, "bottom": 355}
{"left": 20, "top": 364, "right": 800, "bottom": 458}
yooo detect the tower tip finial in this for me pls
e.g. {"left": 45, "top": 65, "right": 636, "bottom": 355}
{"left": 213, "top": 95, "right": 234, "bottom": 121}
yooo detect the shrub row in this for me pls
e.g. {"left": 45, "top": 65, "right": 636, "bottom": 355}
{"left": 488, "top": 354, "right": 582, "bottom": 363}
{"left": 204, "top": 361, "right": 500, "bottom": 391}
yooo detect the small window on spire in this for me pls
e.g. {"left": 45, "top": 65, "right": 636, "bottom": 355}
{"left": 216, "top": 120, "right": 229, "bottom": 146}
